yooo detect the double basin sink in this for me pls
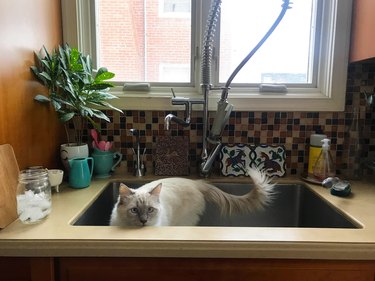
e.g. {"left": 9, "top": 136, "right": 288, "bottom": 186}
{"left": 73, "top": 181, "right": 360, "bottom": 229}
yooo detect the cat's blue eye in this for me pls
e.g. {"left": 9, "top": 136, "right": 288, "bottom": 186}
{"left": 130, "top": 208, "right": 138, "bottom": 214}
{"left": 148, "top": 207, "right": 154, "bottom": 213}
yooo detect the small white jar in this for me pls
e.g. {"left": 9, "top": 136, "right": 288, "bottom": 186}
{"left": 16, "top": 169, "right": 52, "bottom": 224}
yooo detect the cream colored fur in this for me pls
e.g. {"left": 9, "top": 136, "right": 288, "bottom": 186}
{"left": 110, "top": 167, "right": 274, "bottom": 226}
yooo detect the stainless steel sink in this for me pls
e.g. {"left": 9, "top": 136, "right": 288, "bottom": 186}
{"left": 72, "top": 182, "right": 360, "bottom": 228}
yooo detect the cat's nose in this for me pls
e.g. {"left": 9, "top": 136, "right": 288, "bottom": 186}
{"left": 140, "top": 218, "right": 147, "bottom": 225}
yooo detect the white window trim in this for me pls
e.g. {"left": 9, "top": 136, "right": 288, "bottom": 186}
{"left": 61, "top": 0, "right": 352, "bottom": 112}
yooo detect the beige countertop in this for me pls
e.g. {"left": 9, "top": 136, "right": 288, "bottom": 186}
{"left": 0, "top": 173, "right": 374, "bottom": 260}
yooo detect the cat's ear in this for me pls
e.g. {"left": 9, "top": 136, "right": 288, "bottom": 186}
{"left": 119, "top": 183, "right": 134, "bottom": 197}
{"left": 150, "top": 183, "right": 162, "bottom": 197}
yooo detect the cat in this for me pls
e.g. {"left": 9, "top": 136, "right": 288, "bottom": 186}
{"left": 110, "top": 167, "right": 274, "bottom": 227}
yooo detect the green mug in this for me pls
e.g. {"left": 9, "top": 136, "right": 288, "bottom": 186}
{"left": 92, "top": 150, "right": 122, "bottom": 178}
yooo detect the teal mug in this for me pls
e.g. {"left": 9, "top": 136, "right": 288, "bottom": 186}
{"left": 68, "top": 157, "right": 94, "bottom": 189}
{"left": 92, "top": 150, "right": 122, "bottom": 178}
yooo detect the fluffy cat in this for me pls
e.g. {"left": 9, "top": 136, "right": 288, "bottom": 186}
{"left": 110, "top": 167, "right": 274, "bottom": 227}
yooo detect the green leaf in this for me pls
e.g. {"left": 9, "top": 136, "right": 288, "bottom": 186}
{"left": 80, "top": 105, "right": 94, "bottom": 116}
{"left": 58, "top": 45, "right": 68, "bottom": 69}
{"left": 99, "top": 101, "right": 124, "bottom": 113}
{"left": 95, "top": 71, "right": 115, "bottom": 82}
{"left": 70, "top": 48, "right": 80, "bottom": 65}
{"left": 51, "top": 94, "right": 74, "bottom": 108}
{"left": 96, "top": 67, "right": 107, "bottom": 77}
{"left": 42, "top": 45, "right": 51, "bottom": 62}
{"left": 34, "top": 95, "right": 51, "bottom": 103}
{"left": 51, "top": 99, "right": 62, "bottom": 111}
{"left": 59, "top": 112, "right": 76, "bottom": 122}
{"left": 95, "top": 91, "right": 118, "bottom": 100}
{"left": 30, "top": 66, "right": 44, "bottom": 82}
{"left": 91, "top": 109, "right": 110, "bottom": 122}
{"left": 40, "top": 59, "right": 52, "bottom": 72}
{"left": 84, "top": 55, "right": 92, "bottom": 73}
{"left": 38, "top": 71, "right": 52, "bottom": 82}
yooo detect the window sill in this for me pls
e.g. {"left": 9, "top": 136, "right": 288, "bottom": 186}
{"left": 108, "top": 87, "right": 346, "bottom": 112}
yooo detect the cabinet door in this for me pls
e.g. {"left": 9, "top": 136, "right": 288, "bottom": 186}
{"left": 0, "top": 257, "right": 54, "bottom": 281}
{"left": 350, "top": 0, "right": 375, "bottom": 62}
{"left": 58, "top": 257, "right": 375, "bottom": 281}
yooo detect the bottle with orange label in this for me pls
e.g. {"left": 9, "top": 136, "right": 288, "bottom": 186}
{"left": 307, "top": 131, "right": 327, "bottom": 177}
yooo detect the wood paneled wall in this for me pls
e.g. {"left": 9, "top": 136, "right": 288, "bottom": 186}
{"left": 0, "top": 0, "right": 65, "bottom": 169}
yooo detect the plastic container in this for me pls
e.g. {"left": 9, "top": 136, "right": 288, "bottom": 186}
{"left": 313, "top": 138, "right": 336, "bottom": 181}
{"left": 16, "top": 169, "right": 52, "bottom": 224}
{"left": 307, "top": 132, "right": 327, "bottom": 176}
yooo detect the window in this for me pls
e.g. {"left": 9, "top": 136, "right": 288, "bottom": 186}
{"left": 97, "top": 0, "right": 191, "bottom": 83}
{"left": 159, "top": 64, "right": 190, "bottom": 82}
{"left": 61, "top": 0, "right": 353, "bottom": 111}
{"left": 218, "top": 0, "right": 314, "bottom": 85}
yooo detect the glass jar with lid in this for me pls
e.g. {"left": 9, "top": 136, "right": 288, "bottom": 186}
{"left": 16, "top": 169, "right": 52, "bottom": 224}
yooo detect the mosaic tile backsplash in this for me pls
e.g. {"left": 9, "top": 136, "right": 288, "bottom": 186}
{"left": 82, "top": 62, "right": 375, "bottom": 177}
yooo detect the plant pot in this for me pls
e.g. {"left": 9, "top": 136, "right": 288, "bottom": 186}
{"left": 60, "top": 143, "right": 89, "bottom": 173}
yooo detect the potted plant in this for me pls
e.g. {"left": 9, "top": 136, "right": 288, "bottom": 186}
{"left": 31, "top": 44, "right": 123, "bottom": 169}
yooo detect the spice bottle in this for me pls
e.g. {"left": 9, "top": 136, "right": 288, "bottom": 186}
{"left": 313, "top": 138, "right": 336, "bottom": 181}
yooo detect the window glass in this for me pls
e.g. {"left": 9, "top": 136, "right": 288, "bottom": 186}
{"left": 98, "top": 0, "right": 191, "bottom": 82}
{"left": 219, "top": 0, "right": 314, "bottom": 85}
{"left": 162, "top": 0, "right": 191, "bottom": 14}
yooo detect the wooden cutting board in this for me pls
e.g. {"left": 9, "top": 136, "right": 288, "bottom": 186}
{"left": 0, "top": 144, "right": 19, "bottom": 228}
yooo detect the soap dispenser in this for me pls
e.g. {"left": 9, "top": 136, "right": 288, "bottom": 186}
{"left": 313, "top": 138, "right": 335, "bottom": 182}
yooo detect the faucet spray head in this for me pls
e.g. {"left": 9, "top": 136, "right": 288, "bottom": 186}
{"left": 208, "top": 100, "right": 233, "bottom": 143}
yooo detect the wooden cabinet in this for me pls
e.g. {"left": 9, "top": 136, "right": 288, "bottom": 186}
{"left": 58, "top": 258, "right": 375, "bottom": 281}
{"left": 0, "top": 257, "right": 55, "bottom": 281}
{"left": 350, "top": 0, "right": 375, "bottom": 62}
{"left": 1, "top": 257, "right": 374, "bottom": 281}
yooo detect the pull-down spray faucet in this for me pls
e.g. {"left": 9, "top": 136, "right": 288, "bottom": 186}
{"left": 166, "top": 0, "right": 292, "bottom": 176}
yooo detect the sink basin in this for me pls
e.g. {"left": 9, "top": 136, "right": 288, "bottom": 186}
{"left": 72, "top": 181, "right": 360, "bottom": 228}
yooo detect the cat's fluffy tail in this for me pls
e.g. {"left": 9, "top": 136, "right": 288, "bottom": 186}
{"left": 201, "top": 167, "right": 275, "bottom": 216}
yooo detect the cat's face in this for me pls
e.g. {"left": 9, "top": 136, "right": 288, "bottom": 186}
{"left": 116, "top": 183, "right": 162, "bottom": 226}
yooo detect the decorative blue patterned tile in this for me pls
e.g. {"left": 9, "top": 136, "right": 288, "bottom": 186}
{"left": 219, "top": 144, "right": 251, "bottom": 176}
{"left": 219, "top": 144, "right": 286, "bottom": 177}
{"left": 252, "top": 144, "right": 286, "bottom": 177}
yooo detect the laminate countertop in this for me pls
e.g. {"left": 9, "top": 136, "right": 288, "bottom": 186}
{"left": 0, "top": 173, "right": 374, "bottom": 260}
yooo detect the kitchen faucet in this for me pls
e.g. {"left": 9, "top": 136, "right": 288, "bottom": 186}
{"left": 166, "top": 0, "right": 292, "bottom": 176}
{"left": 164, "top": 89, "right": 205, "bottom": 130}
{"left": 129, "top": 128, "right": 146, "bottom": 177}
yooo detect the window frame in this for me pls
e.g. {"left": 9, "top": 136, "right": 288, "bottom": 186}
{"left": 61, "top": 0, "right": 353, "bottom": 112}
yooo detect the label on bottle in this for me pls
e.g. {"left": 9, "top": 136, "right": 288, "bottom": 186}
{"left": 308, "top": 146, "right": 322, "bottom": 175}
